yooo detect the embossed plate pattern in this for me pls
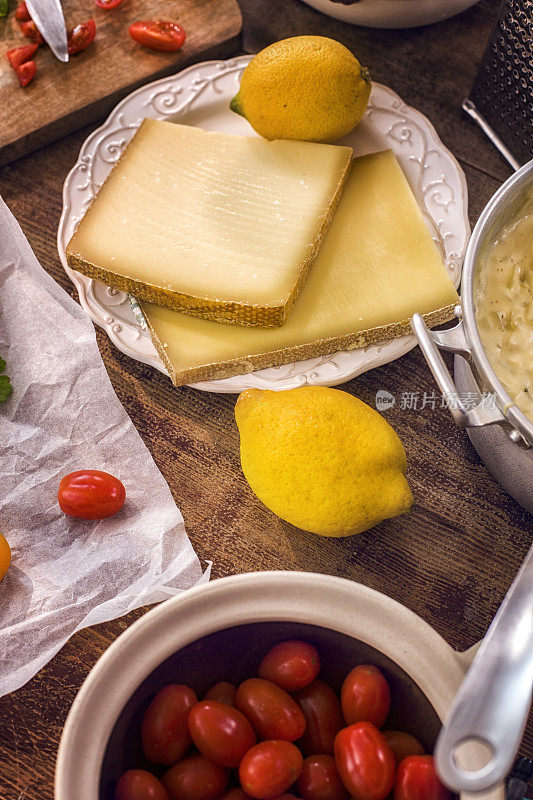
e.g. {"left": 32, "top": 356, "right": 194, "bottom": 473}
{"left": 58, "top": 55, "right": 469, "bottom": 393}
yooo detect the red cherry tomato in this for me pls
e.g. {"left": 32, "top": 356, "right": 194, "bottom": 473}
{"left": 188, "top": 700, "right": 256, "bottom": 768}
{"left": 341, "top": 666, "right": 391, "bottom": 728}
{"left": 141, "top": 684, "right": 197, "bottom": 765}
{"left": 394, "top": 755, "right": 451, "bottom": 800}
{"left": 15, "top": 60, "right": 36, "bottom": 87}
{"left": 239, "top": 740, "right": 303, "bottom": 799}
{"left": 58, "top": 469, "right": 125, "bottom": 520}
{"left": 235, "top": 678, "right": 306, "bottom": 741}
{"left": 128, "top": 20, "right": 186, "bottom": 52}
{"left": 19, "top": 21, "right": 43, "bottom": 43}
{"left": 116, "top": 770, "right": 170, "bottom": 800}
{"left": 221, "top": 791, "right": 253, "bottom": 800}
{"left": 334, "top": 722, "right": 395, "bottom": 800}
{"left": 68, "top": 19, "right": 96, "bottom": 55}
{"left": 94, "top": 0, "right": 124, "bottom": 7}
{"left": 383, "top": 732, "right": 424, "bottom": 766}
{"left": 297, "top": 754, "right": 350, "bottom": 800}
{"left": 258, "top": 640, "right": 320, "bottom": 692}
{"left": 162, "top": 754, "right": 229, "bottom": 800}
{"left": 7, "top": 43, "right": 39, "bottom": 69}
{"left": 294, "top": 679, "right": 345, "bottom": 756}
{"left": 204, "top": 682, "right": 236, "bottom": 706}
{"left": 15, "top": 1, "right": 31, "bottom": 21}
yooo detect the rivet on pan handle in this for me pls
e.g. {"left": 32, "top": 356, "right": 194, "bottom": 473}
{"left": 410, "top": 312, "right": 506, "bottom": 428}
{"left": 434, "top": 543, "right": 533, "bottom": 793}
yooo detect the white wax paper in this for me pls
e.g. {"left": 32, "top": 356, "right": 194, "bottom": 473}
{"left": 0, "top": 197, "right": 209, "bottom": 697}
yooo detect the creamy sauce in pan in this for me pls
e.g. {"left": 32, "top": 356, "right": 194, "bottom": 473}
{"left": 475, "top": 190, "right": 533, "bottom": 422}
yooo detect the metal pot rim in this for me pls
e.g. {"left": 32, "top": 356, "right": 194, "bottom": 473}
{"left": 461, "top": 158, "right": 533, "bottom": 444}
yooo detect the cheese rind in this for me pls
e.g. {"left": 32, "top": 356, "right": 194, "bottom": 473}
{"left": 142, "top": 150, "right": 459, "bottom": 386}
{"left": 66, "top": 119, "right": 353, "bottom": 327}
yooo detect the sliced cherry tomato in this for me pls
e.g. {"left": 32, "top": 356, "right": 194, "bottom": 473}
{"left": 7, "top": 43, "right": 39, "bottom": 69}
{"left": 239, "top": 740, "right": 303, "bottom": 799}
{"left": 68, "top": 19, "right": 96, "bottom": 55}
{"left": 294, "top": 679, "right": 345, "bottom": 756}
{"left": 19, "top": 20, "right": 43, "bottom": 43}
{"left": 128, "top": 20, "right": 186, "bottom": 53}
{"left": 15, "top": 60, "right": 36, "bottom": 87}
{"left": 394, "top": 755, "right": 451, "bottom": 800}
{"left": 58, "top": 469, "right": 125, "bottom": 520}
{"left": 115, "top": 770, "right": 170, "bottom": 800}
{"left": 383, "top": 732, "right": 424, "bottom": 766}
{"left": 235, "top": 678, "right": 306, "bottom": 742}
{"left": 0, "top": 533, "right": 11, "bottom": 581}
{"left": 204, "top": 681, "right": 236, "bottom": 706}
{"left": 334, "top": 722, "right": 395, "bottom": 800}
{"left": 341, "top": 665, "right": 391, "bottom": 728}
{"left": 162, "top": 754, "right": 229, "bottom": 800}
{"left": 15, "top": 0, "right": 31, "bottom": 21}
{"left": 95, "top": 0, "right": 124, "bottom": 7}
{"left": 188, "top": 700, "right": 256, "bottom": 768}
{"left": 141, "top": 684, "right": 197, "bottom": 765}
{"left": 258, "top": 640, "right": 320, "bottom": 692}
{"left": 298, "top": 754, "right": 350, "bottom": 800}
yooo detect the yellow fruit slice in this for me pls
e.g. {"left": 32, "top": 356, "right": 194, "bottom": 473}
{"left": 235, "top": 386, "right": 413, "bottom": 537}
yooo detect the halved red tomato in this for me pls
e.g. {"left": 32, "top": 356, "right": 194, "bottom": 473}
{"left": 68, "top": 19, "right": 96, "bottom": 55}
{"left": 16, "top": 60, "right": 36, "bottom": 87}
{"left": 128, "top": 20, "right": 186, "bottom": 52}
{"left": 15, "top": 0, "right": 31, "bottom": 21}
{"left": 19, "top": 21, "right": 43, "bottom": 43}
{"left": 7, "top": 43, "right": 39, "bottom": 70}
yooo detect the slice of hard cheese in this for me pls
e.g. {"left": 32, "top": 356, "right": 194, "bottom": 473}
{"left": 66, "top": 119, "right": 353, "bottom": 327}
{"left": 143, "top": 150, "right": 459, "bottom": 386}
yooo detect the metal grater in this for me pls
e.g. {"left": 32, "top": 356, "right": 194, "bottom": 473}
{"left": 463, "top": 0, "right": 533, "bottom": 170}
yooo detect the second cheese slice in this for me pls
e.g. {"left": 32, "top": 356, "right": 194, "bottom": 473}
{"left": 66, "top": 119, "right": 353, "bottom": 327}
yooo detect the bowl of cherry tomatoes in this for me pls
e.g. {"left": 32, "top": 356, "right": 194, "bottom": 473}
{"left": 55, "top": 571, "right": 504, "bottom": 800}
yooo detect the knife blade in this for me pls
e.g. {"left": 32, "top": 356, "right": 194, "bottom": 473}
{"left": 25, "top": 0, "right": 69, "bottom": 63}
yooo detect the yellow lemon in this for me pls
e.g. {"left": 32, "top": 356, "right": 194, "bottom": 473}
{"left": 230, "top": 36, "right": 371, "bottom": 143}
{"left": 235, "top": 386, "right": 413, "bottom": 537}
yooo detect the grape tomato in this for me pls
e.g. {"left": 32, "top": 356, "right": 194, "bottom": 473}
{"left": 394, "top": 755, "right": 451, "bottom": 800}
{"left": 204, "top": 681, "right": 236, "bottom": 706}
{"left": 141, "top": 684, "right": 197, "bottom": 765}
{"left": 294, "top": 679, "right": 344, "bottom": 756}
{"left": 58, "top": 469, "right": 125, "bottom": 519}
{"left": 67, "top": 19, "right": 96, "bottom": 54}
{"left": 334, "top": 721, "right": 395, "bottom": 800}
{"left": 115, "top": 770, "right": 169, "bottom": 800}
{"left": 341, "top": 665, "right": 391, "bottom": 728}
{"left": 383, "top": 731, "right": 424, "bottom": 765}
{"left": 188, "top": 700, "right": 256, "bottom": 767}
{"left": 235, "top": 678, "right": 306, "bottom": 741}
{"left": 129, "top": 20, "right": 186, "bottom": 52}
{"left": 258, "top": 640, "right": 320, "bottom": 692}
{"left": 162, "top": 754, "right": 229, "bottom": 800}
{"left": 239, "top": 740, "right": 303, "bottom": 799}
{"left": 297, "top": 754, "right": 349, "bottom": 800}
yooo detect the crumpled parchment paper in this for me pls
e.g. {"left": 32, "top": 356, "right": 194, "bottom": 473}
{"left": 0, "top": 197, "right": 209, "bottom": 697}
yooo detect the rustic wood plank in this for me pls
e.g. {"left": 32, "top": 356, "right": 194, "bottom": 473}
{"left": 0, "top": 0, "right": 242, "bottom": 165}
{"left": 0, "top": 2, "right": 532, "bottom": 798}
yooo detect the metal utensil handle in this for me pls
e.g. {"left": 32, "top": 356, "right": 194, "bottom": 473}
{"left": 410, "top": 313, "right": 506, "bottom": 428}
{"left": 435, "top": 543, "right": 533, "bottom": 793}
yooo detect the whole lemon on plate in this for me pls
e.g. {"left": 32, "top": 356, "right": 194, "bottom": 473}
{"left": 230, "top": 36, "right": 371, "bottom": 142}
{"left": 235, "top": 386, "right": 412, "bottom": 537}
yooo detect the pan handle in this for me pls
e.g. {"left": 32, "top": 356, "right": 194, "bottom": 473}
{"left": 410, "top": 313, "right": 507, "bottom": 428}
{"left": 435, "top": 543, "right": 533, "bottom": 793}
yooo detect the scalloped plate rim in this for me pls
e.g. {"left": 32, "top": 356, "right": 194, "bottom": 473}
{"left": 58, "top": 54, "right": 469, "bottom": 393}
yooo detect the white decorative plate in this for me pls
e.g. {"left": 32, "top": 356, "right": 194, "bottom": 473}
{"left": 58, "top": 54, "right": 469, "bottom": 393}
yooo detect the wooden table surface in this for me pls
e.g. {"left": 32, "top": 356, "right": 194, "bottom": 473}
{"left": 0, "top": 1, "right": 532, "bottom": 797}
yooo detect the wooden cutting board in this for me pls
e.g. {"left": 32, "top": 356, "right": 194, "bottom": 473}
{"left": 0, "top": 0, "right": 242, "bottom": 165}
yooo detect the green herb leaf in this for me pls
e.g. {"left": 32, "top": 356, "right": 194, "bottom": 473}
{"left": 0, "top": 359, "right": 12, "bottom": 402}
{"left": 0, "top": 0, "right": 9, "bottom": 18}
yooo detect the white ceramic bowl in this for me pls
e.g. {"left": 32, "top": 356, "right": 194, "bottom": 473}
{"left": 55, "top": 571, "right": 504, "bottom": 800}
{"left": 299, "top": 0, "right": 481, "bottom": 28}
